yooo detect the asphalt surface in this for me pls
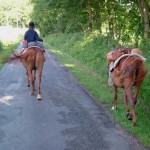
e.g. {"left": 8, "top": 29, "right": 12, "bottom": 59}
{"left": 0, "top": 45, "right": 148, "bottom": 150}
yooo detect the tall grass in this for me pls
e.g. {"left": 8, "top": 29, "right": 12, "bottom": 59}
{"left": 45, "top": 32, "right": 150, "bottom": 148}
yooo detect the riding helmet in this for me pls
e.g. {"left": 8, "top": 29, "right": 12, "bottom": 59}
{"left": 29, "top": 22, "right": 35, "bottom": 28}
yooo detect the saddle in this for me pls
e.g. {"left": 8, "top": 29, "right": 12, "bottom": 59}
{"left": 109, "top": 54, "right": 146, "bottom": 72}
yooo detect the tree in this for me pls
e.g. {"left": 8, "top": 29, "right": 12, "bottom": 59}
{"left": 137, "top": 0, "right": 150, "bottom": 39}
{"left": 87, "top": 0, "right": 92, "bottom": 32}
{"left": 0, "top": 0, "right": 32, "bottom": 27}
{"left": 30, "top": 0, "right": 149, "bottom": 43}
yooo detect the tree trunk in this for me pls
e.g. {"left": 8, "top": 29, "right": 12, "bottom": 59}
{"left": 88, "top": 0, "right": 92, "bottom": 32}
{"left": 108, "top": 10, "right": 114, "bottom": 39}
{"left": 96, "top": 12, "right": 102, "bottom": 33}
{"left": 137, "top": 0, "right": 150, "bottom": 39}
{"left": 95, "top": 0, "right": 102, "bottom": 33}
{"left": 106, "top": 1, "right": 115, "bottom": 39}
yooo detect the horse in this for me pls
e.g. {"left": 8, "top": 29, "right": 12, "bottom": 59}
{"left": 7, "top": 46, "right": 44, "bottom": 100}
{"left": 106, "top": 48, "right": 147, "bottom": 126}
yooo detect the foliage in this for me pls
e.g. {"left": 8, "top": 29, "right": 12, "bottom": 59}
{"left": 46, "top": 31, "right": 118, "bottom": 74}
{"left": 0, "top": 0, "right": 32, "bottom": 27}
{"left": 30, "top": 0, "right": 150, "bottom": 41}
{"left": 0, "top": 0, "right": 149, "bottom": 41}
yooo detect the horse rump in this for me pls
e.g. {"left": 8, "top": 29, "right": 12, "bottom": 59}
{"left": 119, "top": 58, "right": 146, "bottom": 82}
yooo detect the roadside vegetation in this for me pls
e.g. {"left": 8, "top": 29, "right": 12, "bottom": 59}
{"left": 0, "top": 40, "right": 21, "bottom": 68}
{"left": 45, "top": 32, "right": 150, "bottom": 149}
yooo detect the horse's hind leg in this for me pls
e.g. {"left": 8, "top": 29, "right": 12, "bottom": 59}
{"left": 124, "top": 90, "right": 129, "bottom": 115}
{"left": 112, "top": 85, "right": 118, "bottom": 110}
{"left": 28, "top": 70, "right": 35, "bottom": 96}
{"left": 26, "top": 70, "right": 30, "bottom": 87}
{"left": 33, "top": 70, "right": 36, "bottom": 91}
{"left": 37, "top": 69, "right": 42, "bottom": 100}
{"left": 133, "top": 83, "right": 141, "bottom": 105}
{"left": 125, "top": 87, "right": 136, "bottom": 126}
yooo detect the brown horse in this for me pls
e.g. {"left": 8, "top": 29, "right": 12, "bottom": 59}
{"left": 7, "top": 46, "right": 44, "bottom": 100}
{"left": 106, "top": 48, "right": 147, "bottom": 126}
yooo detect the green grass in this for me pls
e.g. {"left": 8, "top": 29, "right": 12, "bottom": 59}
{"left": 45, "top": 33, "right": 150, "bottom": 149}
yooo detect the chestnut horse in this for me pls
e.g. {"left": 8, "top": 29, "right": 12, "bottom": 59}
{"left": 7, "top": 46, "right": 44, "bottom": 100}
{"left": 106, "top": 48, "right": 147, "bottom": 126}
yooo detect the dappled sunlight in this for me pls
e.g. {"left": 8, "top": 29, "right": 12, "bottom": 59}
{"left": 64, "top": 64, "right": 75, "bottom": 68}
{"left": 0, "top": 95, "right": 14, "bottom": 105}
{"left": 51, "top": 49, "right": 64, "bottom": 55}
{"left": 60, "top": 63, "right": 75, "bottom": 68}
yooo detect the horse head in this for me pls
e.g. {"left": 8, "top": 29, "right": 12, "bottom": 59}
{"left": 107, "top": 49, "right": 122, "bottom": 62}
{"left": 131, "top": 48, "right": 142, "bottom": 55}
{"left": 106, "top": 49, "right": 123, "bottom": 71}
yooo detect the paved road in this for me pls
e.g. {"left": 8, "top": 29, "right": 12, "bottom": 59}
{"left": 0, "top": 45, "right": 148, "bottom": 150}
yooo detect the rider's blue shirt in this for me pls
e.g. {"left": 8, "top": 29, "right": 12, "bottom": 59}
{"left": 24, "top": 29, "right": 43, "bottom": 43}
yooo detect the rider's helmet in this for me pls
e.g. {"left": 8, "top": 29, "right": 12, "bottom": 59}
{"left": 29, "top": 22, "right": 35, "bottom": 28}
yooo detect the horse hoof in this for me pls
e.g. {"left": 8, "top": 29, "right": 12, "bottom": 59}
{"left": 111, "top": 106, "right": 116, "bottom": 110}
{"left": 27, "top": 84, "right": 30, "bottom": 87}
{"left": 30, "top": 92, "right": 35, "bottom": 96}
{"left": 37, "top": 94, "right": 42, "bottom": 100}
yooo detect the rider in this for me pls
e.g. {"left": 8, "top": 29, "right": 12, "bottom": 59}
{"left": 24, "top": 21, "right": 44, "bottom": 47}
{"left": 21, "top": 21, "right": 45, "bottom": 59}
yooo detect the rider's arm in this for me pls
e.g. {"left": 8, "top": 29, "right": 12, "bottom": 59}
{"left": 35, "top": 31, "right": 43, "bottom": 42}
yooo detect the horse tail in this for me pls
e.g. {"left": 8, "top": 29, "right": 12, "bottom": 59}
{"left": 134, "top": 59, "right": 147, "bottom": 82}
{"left": 119, "top": 58, "right": 143, "bottom": 80}
{"left": 5, "top": 49, "right": 35, "bottom": 63}
{"left": 4, "top": 53, "right": 22, "bottom": 63}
